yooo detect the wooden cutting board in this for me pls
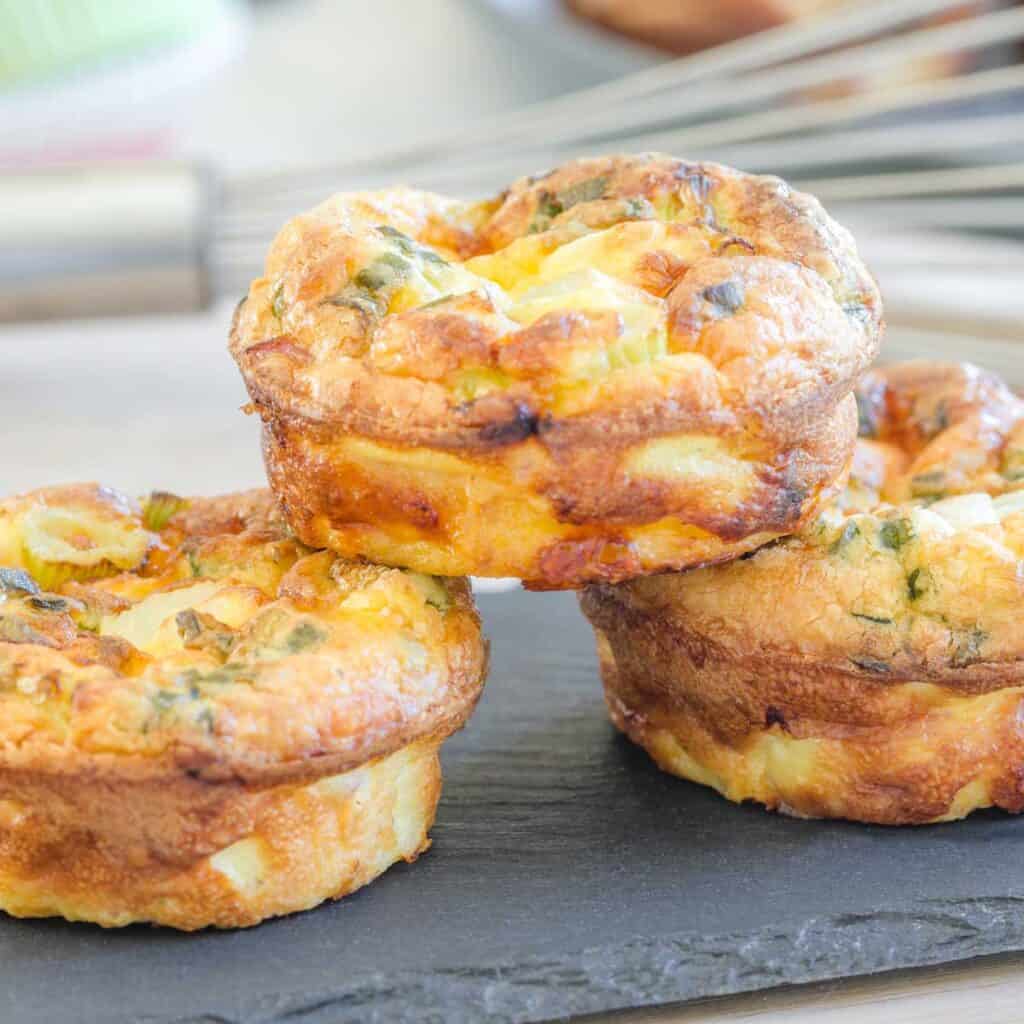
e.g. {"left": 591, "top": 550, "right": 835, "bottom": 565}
{"left": 5, "top": 589, "right": 1024, "bottom": 1024}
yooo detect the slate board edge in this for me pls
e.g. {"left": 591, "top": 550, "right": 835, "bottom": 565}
{"left": 147, "top": 894, "right": 1024, "bottom": 1024}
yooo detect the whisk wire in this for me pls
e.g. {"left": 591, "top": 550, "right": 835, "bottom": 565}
{"left": 226, "top": 0, "right": 979, "bottom": 202}
{"left": 212, "top": 0, "right": 1024, "bottom": 307}
{"left": 463, "top": 5, "right": 1024, "bottom": 154}
{"left": 215, "top": 63, "right": 1024, "bottom": 236}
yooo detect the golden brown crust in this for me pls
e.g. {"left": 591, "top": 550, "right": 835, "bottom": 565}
{"left": 580, "top": 361, "right": 1024, "bottom": 824}
{"left": 0, "top": 739, "right": 441, "bottom": 930}
{"left": 231, "top": 154, "right": 880, "bottom": 586}
{"left": 854, "top": 360, "right": 1024, "bottom": 504}
{"left": 0, "top": 485, "right": 487, "bottom": 927}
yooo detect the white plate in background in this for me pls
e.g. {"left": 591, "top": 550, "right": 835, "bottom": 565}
{"left": 0, "top": 0, "right": 248, "bottom": 168}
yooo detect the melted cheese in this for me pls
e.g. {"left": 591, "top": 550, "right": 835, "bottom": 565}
{"left": 209, "top": 837, "right": 268, "bottom": 894}
{"left": 100, "top": 581, "right": 222, "bottom": 654}
{"left": 994, "top": 491, "right": 1024, "bottom": 521}
{"left": 627, "top": 435, "right": 755, "bottom": 492}
{"left": 930, "top": 493, "right": 998, "bottom": 530}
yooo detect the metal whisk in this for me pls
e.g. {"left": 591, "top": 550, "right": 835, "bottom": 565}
{"left": 2, "top": 0, "right": 1023, "bottom": 322}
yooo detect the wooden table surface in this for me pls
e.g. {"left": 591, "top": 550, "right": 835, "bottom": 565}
{"left": 609, "top": 954, "right": 1024, "bottom": 1023}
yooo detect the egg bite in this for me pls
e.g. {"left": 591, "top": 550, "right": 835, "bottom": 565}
{"left": 581, "top": 361, "right": 1024, "bottom": 824}
{"left": 0, "top": 485, "right": 486, "bottom": 929}
{"left": 230, "top": 153, "right": 881, "bottom": 588}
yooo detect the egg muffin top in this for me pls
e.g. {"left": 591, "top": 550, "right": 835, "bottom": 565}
{"left": 0, "top": 485, "right": 486, "bottom": 785}
{"left": 231, "top": 152, "right": 880, "bottom": 449}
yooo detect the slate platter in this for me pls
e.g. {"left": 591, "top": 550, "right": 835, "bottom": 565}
{"left": 5, "top": 589, "right": 1024, "bottom": 1024}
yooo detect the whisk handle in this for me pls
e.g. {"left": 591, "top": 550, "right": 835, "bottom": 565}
{"left": 0, "top": 161, "right": 215, "bottom": 322}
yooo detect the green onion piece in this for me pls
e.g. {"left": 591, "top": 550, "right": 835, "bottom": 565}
{"left": 879, "top": 518, "right": 914, "bottom": 551}
{"left": 142, "top": 491, "right": 188, "bottom": 531}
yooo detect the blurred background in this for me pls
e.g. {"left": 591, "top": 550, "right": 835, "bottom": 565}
{"left": 2, "top": 0, "right": 1023, "bottom": 496}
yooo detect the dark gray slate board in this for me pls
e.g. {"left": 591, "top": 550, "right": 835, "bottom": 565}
{"left": 5, "top": 589, "right": 1024, "bottom": 1024}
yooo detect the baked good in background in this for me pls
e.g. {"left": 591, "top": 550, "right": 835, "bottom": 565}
{"left": 563, "top": 0, "right": 987, "bottom": 91}
{"left": 231, "top": 153, "right": 881, "bottom": 588}
{"left": 0, "top": 485, "right": 486, "bottom": 929}
{"left": 580, "top": 361, "right": 1024, "bottom": 825}
{"left": 565, "top": 0, "right": 844, "bottom": 56}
